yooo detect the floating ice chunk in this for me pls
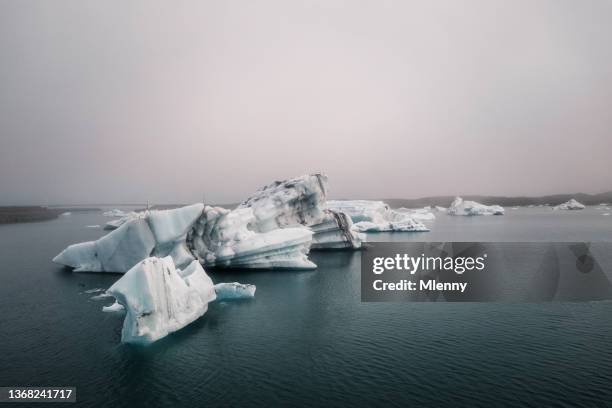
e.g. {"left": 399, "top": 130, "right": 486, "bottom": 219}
{"left": 603, "top": 213, "right": 610, "bottom": 216}
{"left": 102, "top": 302, "right": 125, "bottom": 312}
{"left": 435, "top": 206, "right": 446, "bottom": 212}
{"left": 107, "top": 257, "right": 216, "bottom": 344}
{"left": 60, "top": 212, "right": 71, "bottom": 217}
{"left": 103, "top": 209, "right": 128, "bottom": 217}
{"left": 447, "top": 197, "right": 504, "bottom": 216}
{"left": 214, "top": 282, "right": 256, "bottom": 300}
{"left": 327, "top": 200, "right": 429, "bottom": 232}
{"left": 239, "top": 174, "right": 362, "bottom": 249}
{"left": 552, "top": 199, "right": 585, "bottom": 210}
{"left": 91, "top": 292, "right": 113, "bottom": 301}
{"left": 86, "top": 225, "right": 100, "bottom": 228}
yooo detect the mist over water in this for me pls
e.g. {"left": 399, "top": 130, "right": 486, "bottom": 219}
{"left": 1, "top": 1, "right": 612, "bottom": 205}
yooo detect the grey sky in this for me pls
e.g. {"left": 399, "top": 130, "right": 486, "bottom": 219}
{"left": 1, "top": 0, "right": 611, "bottom": 205}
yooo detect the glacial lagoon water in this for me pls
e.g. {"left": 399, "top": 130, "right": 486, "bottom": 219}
{"left": 1, "top": 207, "right": 612, "bottom": 407}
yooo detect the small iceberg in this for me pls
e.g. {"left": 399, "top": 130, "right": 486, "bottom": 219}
{"left": 103, "top": 209, "right": 128, "bottom": 217}
{"left": 553, "top": 199, "right": 585, "bottom": 210}
{"left": 86, "top": 225, "right": 100, "bottom": 228}
{"left": 107, "top": 257, "right": 216, "bottom": 344}
{"left": 102, "top": 302, "right": 125, "bottom": 313}
{"left": 60, "top": 212, "right": 72, "bottom": 217}
{"left": 214, "top": 282, "right": 256, "bottom": 300}
{"left": 447, "top": 197, "right": 504, "bottom": 216}
{"left": 327, "top": 200, "right": 429, "bottom": 232}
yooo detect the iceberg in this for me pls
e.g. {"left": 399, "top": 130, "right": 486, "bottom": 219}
{"left": 54, "top": 174, "right": 374, "bottom": 272}
{"left": 239, "top": 174, "right": 363, "bottom": 249}
{"left": 55, "top": 202, "right": 315, "bottom": 272}
{"left": 327, "top": 200, "right": 429, "bottom": 232}
{"left": 447, "top": 197, "right": 504, "bottom": 216}
{"left": 107, "top": 257, "right": 216, "bottom": 344}
{"left": 553, "top": 199, "right": 585, "bottom": 210}
{"left": 214, "top": 282, "right": 256, "bottom": 300}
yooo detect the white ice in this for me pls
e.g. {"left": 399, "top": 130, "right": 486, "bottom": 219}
{"left": 214, "top": 282, "right": 256, "bottom": 300}
{"left": 103, "top": 209, "right": 128, "bottom": 217}
{"left": 239, "top": 173, "right": 362, "bottom": 249}
{"left": 102, "top": 302, "right": 125, "bottom": 312}
{"left": 447, "top": 197, "right": 504, "bottom": 216}
{"left": 54, "top": 205, "right": 203, "bottom": 272}
{"left": 327, "top": 200, "right": 429, "bottom": 232}
{"left": 107, "top": 257, "right": 216, "bottom": 344}
{"left": 553, "top": 199, "right": 586, "bottom": 210}
{"left": 187, "top": 206, "right": 316, "bottom": 269}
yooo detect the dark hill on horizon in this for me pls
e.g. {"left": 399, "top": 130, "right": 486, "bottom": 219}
{"left": 379, "top": 191, "right": 612, "bottom": 209}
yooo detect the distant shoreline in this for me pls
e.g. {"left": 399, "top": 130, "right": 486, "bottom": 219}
{"left": 379, "top": 191, "right": 612, "bottom": 209}
{"left": 1, "top": 191, "right": 610, "bottom": 225}
{"left": 0, "top": 207, "right": 101, "bottom": 225}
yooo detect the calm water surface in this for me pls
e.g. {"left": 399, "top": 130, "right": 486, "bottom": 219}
{"left": 1, "top": 207, "right": 612, "bottom": 407}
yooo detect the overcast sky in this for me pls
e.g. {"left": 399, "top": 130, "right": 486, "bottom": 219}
{"left": 1, "top": 0, "right": 611, "bottom": 205}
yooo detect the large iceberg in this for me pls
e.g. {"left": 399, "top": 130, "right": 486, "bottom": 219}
{"left": 239, "top": 174, "right": 363, "bottom": 249}
{"left": 326, "top": 200, "right": 429, "bottom": 232}
{"left": 107, "top": 257, "right": 216, "bottom": 344}
{"left": 54, "top": 174, "right": 370, "bottom": 273}
{"left": 447, "top": 197, "right": 504, "bottom": 216}
{"left": 54, "top": 203, "right": 315, "bottom": 272}
{"left": 553, "top": 199, "right": 585, "bottom": 210}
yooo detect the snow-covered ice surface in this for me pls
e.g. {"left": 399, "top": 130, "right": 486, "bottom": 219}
{"left": 553, "top": 199, "right": 586, "bottom": 210}
{"left": 107, "top": 257, "right": 216, "bottom": 344}
{"left": 447, "top": 197, "right": 505, "bottom": 216}
{"left": 239, "top": 174, "right": 362, "bottom": 249}
{"left": 214, "top": 282, "right": 256, "bottom": 300}
{"left": 327, "top": 200, "right": 429, "bottom": 232}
